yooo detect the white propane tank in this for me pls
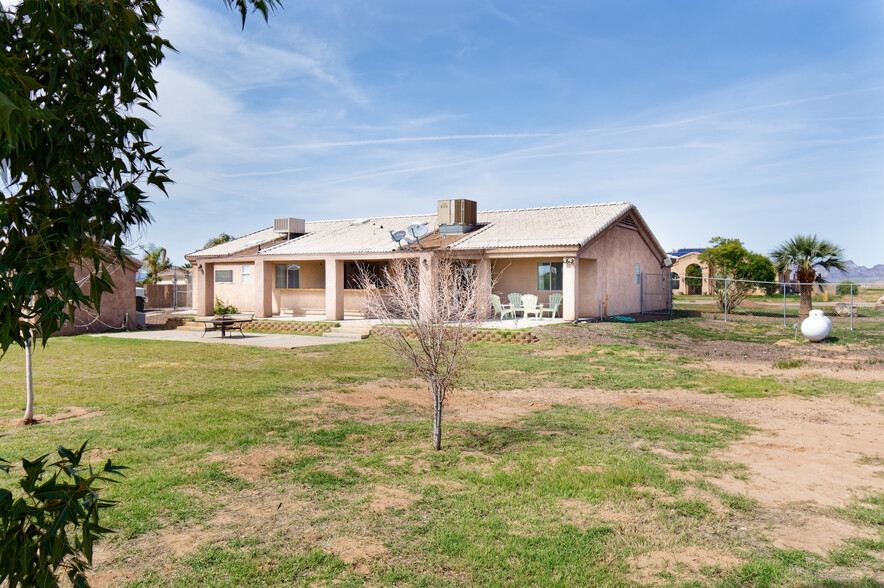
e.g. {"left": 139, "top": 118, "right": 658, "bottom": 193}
{"left": 800, "top": 309, "right": 832, "bottom": 342}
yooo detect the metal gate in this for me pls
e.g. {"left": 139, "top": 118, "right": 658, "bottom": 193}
{"left": 172, "top": 270, "right": 192, "bottom": 310}
{"left": 641, "top": 273, "right": 672, "bottom": 315}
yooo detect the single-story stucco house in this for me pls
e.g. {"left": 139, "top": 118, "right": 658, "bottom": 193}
{"left": 185, "top": 200, "right": 671, "bottom": 321}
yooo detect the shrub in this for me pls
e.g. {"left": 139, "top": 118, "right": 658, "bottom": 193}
{"left": 214, "top": 297, "right": 238, "bottom": 315}
{"left": 836, "top": 280, "right": 859, "bottom": 296}
{"left": 0, "top": 442, "right": 126, "bottom": 588}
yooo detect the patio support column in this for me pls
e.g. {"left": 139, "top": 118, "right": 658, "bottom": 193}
{"left": 196, "top": 262, "right": 214, "bottom": 316}
{"left": 476, "top": 258, "right": 492, "bottom": 319}
{"left": 253, "top": 260, "right": 273, "bottom": 318}
{"left": 418, "top": 253, "right": 435, "bottom": 321}
{"left": 563, "top": 257, "right": 579, "bottom": 321}
{"left": 325, "top": 258, "right": 344, "bottom": 321}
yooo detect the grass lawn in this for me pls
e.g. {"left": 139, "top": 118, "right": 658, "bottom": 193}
{"left": 1, "top": 317, "right": 883, "bottom": 587}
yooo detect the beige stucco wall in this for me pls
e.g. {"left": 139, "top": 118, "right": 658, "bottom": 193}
{"left": 270, "top": 261, "right": 326, "bottom": 314}
{"left": 274, "top": 289, "right": 326, "bottom": 315}
{"left": 489, "top": 226, "right": 664, "bottom": 318}
{"left": 492, "top": 258, "right": 563, "bottom": 307}
{"left": 580, "top": 225, "right": 667, "bottom": 317}
{"left": 57, "top": 258, "right": 139, "bottom": 335}
{"left": 344, "top": 289, "right": 369, "bottom": 313}
{"left": 298, "top": 261, "right": 325, "bottom": 289}
{"left": 212, "top": 262, "right": 256, "bottom": 312}
{"left": 578, "top": 258, "right": 598, "bottom": 317}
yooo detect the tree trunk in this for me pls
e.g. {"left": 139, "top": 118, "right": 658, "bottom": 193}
{"left": 799, "top": 283, "right": 813, "bottom": 318}
{"left": 432, "top": 383, "right": 443, "bottom": 451}
{"left": 23, "top": 335, "right": 35, "bottom": 423}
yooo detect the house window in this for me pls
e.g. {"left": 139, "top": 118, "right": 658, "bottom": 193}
{"left": 537, "top": 262, "right": 563, "bottom": 291}
{"left": 214, "top": 269, "right": 233, "bottom": 284}
{"left": 275, "top": 264, "right": 300, "bottom": 289}
{"left": 636, "top": 263, "right": 641, "bottom": 285}
{"left": 241, "top": 264, "right": 252, "bottom": 284}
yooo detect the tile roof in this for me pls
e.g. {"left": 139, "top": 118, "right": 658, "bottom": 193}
{"left": 188, "top": 202, "right": 665, "bottom": 259}
{"left": 449, "top": 203, "right": 634, "bottom": 250}
{"left": 187, "top": 227, "right": 283, "bottom": 259}
{"left": 260, "top": 214, "right": 438, "bottom": 256}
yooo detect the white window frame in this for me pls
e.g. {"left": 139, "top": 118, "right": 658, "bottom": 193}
{"left": 241, "top": 264, "right": 252, "bottom": 284}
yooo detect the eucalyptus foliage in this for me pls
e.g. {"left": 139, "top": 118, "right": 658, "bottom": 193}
{"left": 0, "top": 0, "right": 280, "bottom": 354}
{"left": 0, "top": 441, "right": 127, "bottom": 588}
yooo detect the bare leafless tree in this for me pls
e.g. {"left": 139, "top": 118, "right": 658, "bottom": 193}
{"left": 359, "top": 255, "right": 490, "bottom": 450}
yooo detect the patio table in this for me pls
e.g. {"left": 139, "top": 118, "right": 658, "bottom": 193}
{"left": 195, "top": 316, "right": 253, "bottom": 338}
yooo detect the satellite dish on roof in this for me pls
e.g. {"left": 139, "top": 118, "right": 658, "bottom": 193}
{"left": 390, "top": 229, "right": 406, "bottom": 242}
{"left": 407, "top": 222, "right": 430, "bottom": 239}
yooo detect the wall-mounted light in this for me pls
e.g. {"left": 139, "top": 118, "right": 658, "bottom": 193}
{"left": 563, "top": 257, "right": 575, "bottom": 265}
{"left": 198, "top": 263, "right": 203, "bottom": 271}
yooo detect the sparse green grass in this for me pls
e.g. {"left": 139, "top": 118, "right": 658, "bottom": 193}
{"left": 0, "top": 316, "right": 882, "bottom": 586}
{"left": 772, "top": 359, "right": 803, "bottom": 369}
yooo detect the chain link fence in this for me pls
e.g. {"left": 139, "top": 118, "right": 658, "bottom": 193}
{"left": 669, "top": 275, "right": 884, "bottom": 331}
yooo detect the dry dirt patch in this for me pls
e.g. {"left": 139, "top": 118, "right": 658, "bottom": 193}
{"left": 560, "top": 499, "right": 636, "bottom": 529}
{"left": 770, "top": 514, "right": 876, "bottom": 556}
{"left": 704, "top": 358, "right": 884, "bottom": 383}
{"left": 205, "top": 444, "right": 297, "bottom": 481}
{"left": 627, "top": 547, "right": 739, "bottom": 586}
{"left": 368, "top": 485, "right": 421, "bottom": 512}
{"left": 326, "top": 535, "right": 390, "bottom": 574}
{"left": 91, "top": 485, "right": 308, "bottom": 587}
{"left": 5, "top": 405, "right": 104, "bottom": 427}
{"left": 323, "top": 382, "right": 427, "bottom": 410}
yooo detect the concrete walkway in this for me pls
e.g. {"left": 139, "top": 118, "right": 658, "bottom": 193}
{"left": 91, "top": 329, "right": 359, "bottom": 349}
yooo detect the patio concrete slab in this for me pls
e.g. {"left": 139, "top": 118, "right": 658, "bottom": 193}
{"left": 91, "top": 329, "right": 358, "bottom": 349}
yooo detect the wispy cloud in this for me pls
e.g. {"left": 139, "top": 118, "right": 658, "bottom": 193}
{"left": 138, "top": 1, "right": 884, "bottom": 266}
{"left": 272, "top": 132, "right": 555, "bottom": 150}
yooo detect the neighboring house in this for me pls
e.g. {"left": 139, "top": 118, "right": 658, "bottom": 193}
{"left": 185, "top": 200, "right": 670, "bottom": 321}
{"left": 668, "top": 249, "right": 711, "bottom": 295}
{"left": 144, "top": 268, "right": 192, "bottom": 309}
{"left": 57, "top": 253, "right": 142, "bottom": 335}
{"left": 154, "top": 268, "right": 190, "bottom": 285}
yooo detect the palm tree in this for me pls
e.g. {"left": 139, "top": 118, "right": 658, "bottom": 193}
{"left": 204, "top": 233, "right": 234, "bottom": 249}
{"left": 141, "top": 244, "right": 173, "bottom": 285}
{"left": 770, "top": 235, "right": 846, "bottom": 317}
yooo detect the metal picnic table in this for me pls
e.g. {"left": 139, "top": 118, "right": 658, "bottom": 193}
{"left": 195, "top": 314, "right": 254, "bottom": 338}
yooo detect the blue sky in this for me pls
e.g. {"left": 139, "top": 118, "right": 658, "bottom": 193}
{"left": 133, "top": 0, "right": 884, "bottom": 266}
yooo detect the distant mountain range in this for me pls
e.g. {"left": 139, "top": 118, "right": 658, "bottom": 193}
{"left": 818, "top": 261, "right": 884, "bottom": 284}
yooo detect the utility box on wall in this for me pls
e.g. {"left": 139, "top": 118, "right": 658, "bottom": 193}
{"left": 437, "top": 199, "right": 477, "bottom": 226}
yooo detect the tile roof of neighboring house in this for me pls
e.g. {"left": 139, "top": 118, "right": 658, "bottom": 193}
{"left": 187, "top": 227, "right": 283, "bottom": 259}
{"left": 667, "top": 248, "right": 707, "bottom": 258}
{"left": 187, "top": 202, "right": 665, "bottom": 259}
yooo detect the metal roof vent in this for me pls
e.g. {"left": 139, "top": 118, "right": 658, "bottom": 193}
{"left": 273, "top": 217, "right": 305, "bottom": 237}
{"left": 438, "top": 199, "right": 477, "bottom": 234}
